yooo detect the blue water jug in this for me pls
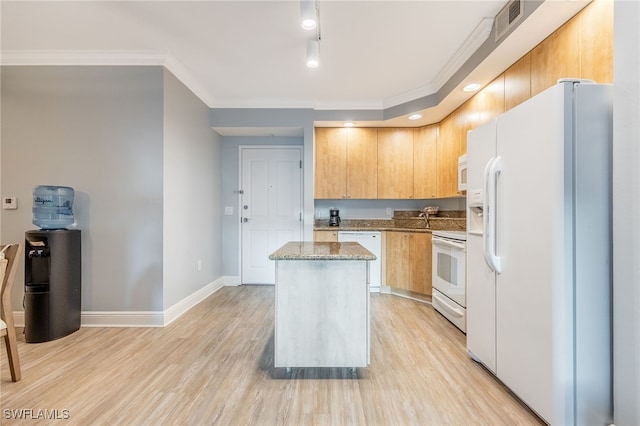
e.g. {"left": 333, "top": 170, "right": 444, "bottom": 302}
{"left": 32, "top": 185, "right": 75, "bottom": 229}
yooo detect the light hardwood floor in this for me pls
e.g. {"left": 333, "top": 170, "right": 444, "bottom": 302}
{"left": 1, "top": 286, "right": 543, "bottom": 425}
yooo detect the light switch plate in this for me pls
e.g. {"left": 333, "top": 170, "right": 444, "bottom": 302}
{"left": 224, "top": 206, "right": 233, "bottom": 215}
{"left": 2, "top": 197, "right": 17, "bottom": 210}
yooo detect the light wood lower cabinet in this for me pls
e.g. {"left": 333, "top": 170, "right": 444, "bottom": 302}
{"left": 384, "top": 231, "right": 432, "bottom": 296}
{"left": 313, "top": 230, "right": 338, "bottom": 242}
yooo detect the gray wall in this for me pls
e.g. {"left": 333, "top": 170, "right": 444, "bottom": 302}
{"left": 613, "top": 1, "right": 640, "bottom": 424}
{"left": 162, "top": 69, "right": 222, "bottom": 309}
{"left": 220, "top": 136, "right": 303, "bottom": 277}
{"left": 211, "top": 109, "right": 315, "bottom": 244}
{"left": 1, "top": 66, "right": 164, "bottom": 311}
{"left": 1, "top": 65, "right": 222, "bottom": 314}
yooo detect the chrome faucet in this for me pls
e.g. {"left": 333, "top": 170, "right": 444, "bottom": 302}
{"left": 419, "top": 208, "right": 430, "bottom": 229}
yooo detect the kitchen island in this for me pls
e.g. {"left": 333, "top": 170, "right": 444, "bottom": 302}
{"left": 269, "top": 241, "right": 375, "bottom": 369}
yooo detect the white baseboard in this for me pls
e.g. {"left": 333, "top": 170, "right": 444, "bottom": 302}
{"left": 13, "top": 312, "right": 25, "bottom": 328}
{"left": 12, "top": 276, "right": 235, "bottom": 328}
{"left": 13, "top": 308, "right": 167, "bottom": 328}
{"left": 81, "top": 311, "right": 165, "bottom": 327}
{"left": 163, "top": 277, "right": 225, "bottom": 326}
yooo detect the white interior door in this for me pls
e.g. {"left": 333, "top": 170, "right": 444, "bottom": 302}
{"left": 241, "top": 147, "right": 302, "bottom": 284}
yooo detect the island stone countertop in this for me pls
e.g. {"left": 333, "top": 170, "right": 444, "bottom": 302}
{"left": 269, "top": 241, "right": 376, "bottom": 261}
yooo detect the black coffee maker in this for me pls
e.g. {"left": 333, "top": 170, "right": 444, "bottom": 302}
{"left": 329, "top": 209, "right": 341, "bottom": 227}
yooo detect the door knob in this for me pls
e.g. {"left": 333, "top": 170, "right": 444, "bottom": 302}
{"left": 243, "top": 217, "right": 249, "bottom": 223}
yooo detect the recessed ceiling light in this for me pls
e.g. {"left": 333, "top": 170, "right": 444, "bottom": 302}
{"left": 408, "top": 114, "right": 422, "bottom": 120}
{"left": 463, "top": 83, "right": 482, "bottom": 92}
{"left": 343, "top": 122, "right": 355, "bottom": 127}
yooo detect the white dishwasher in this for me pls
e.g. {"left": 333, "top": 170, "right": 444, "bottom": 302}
{"left": 338, "top": 231, "right": 381, "bottom": 292}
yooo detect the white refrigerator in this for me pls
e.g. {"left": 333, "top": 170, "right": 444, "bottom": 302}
{"left": 465, "top": 80, "right": 612, "bottom": 425}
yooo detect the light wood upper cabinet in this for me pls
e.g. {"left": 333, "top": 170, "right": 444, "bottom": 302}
{"left": 473, "top": 75, "right": 506, "bottom": 126}
{"left": 436, "top": 113, "right": 461, "bottom": 198}
{"left": 505, "top": 53, "right": 532, "bottom": 111}
{"left": 346, "top": 128, "right": 378, "bottom": 199}
{"left": 377, "top": 128, "right": 414, "bottom": 199}
{"left": 529, "top": 0, "right": 611, "bottom": 96}
{"left": 314, "top": 128, "right": 377, "bottom": 199}
{"left": 315, "top": 128, "right": 347, "bottom": 199}
{"left": 530, "top": 13, "right": 581, "bottom": 97}
{"left": 578, "top": 0, "right": 613, "bottom": 84}
{"left": 413, "top": 125, "right": 438, "bottom": 199}
{"left": 385, "top": 231, "right": 432, "bottom": 295}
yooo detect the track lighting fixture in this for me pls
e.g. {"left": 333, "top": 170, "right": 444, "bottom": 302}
{"left": 300, "top": 0, "right": 318, "bottom": 30}
{"left": 306, "top": 39, "right": 320, "bottom": 68}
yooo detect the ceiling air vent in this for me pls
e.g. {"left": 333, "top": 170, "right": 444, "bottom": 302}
{"left": 494, "top": 0, "right": 523, "bottom": 42}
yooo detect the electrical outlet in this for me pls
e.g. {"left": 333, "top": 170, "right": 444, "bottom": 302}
{"left": 224, "top": 206, "right": 233, "bottom": 215}
{"left": 386, "top": 207, "right": 392, "bottom": 216}
{"left": 197, "top": 260, "right": 202, "bottom": 271}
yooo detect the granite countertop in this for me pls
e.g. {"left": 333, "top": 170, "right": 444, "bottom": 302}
{"left": 269, "top": 241, "right": 376, "bottom": 261}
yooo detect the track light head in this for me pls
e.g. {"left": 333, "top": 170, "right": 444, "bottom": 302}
{"left": 300, "top": 0, "right": 317, "bottom": 30}
{"left": 306, "top": 39, "right": 320, "bottom": 68}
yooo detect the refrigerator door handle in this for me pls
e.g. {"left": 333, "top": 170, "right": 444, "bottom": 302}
{"left": 485, "top": 156, "right": 503, "bottom": 273}
{"left": 483, "top": 157, "right": 495, "bottom": 270}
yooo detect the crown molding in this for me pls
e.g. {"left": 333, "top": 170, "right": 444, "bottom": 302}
{"left": 0, "top": 15, "right": 491, "bottom": 113}
{"left": 0, "top": 49, "right": 166, "bottom": 66}
{"left": 0, "top": 50, "right": 216, "bottom": 107}
{"left": 382, "top": 17, "right": 494, "bottom": 109}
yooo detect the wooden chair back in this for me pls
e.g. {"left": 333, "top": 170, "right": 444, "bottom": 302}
{"left": 1, "top": 243, "right": 23, "bottom": 381}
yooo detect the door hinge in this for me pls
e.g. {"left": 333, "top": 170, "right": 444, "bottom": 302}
{"left": 299, "top": 212, "right": 302, "bottom": 221}
{"left": 234, "top": 189, "right": 244, "bottom": 194}
{"left": 299, "top": 160, "right": 302, "bottom": 169}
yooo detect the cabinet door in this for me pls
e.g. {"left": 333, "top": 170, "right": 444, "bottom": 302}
{"left": 315, "top": 128, "right": 347, "bottom": 199}
{"left": 505, "top": 53, "right": 532, "bottom": 111}
{"left": 313, "top": 230, "right": 338, "bottom": 242}
{"left": 530, "top": 15, "right": 580, "bottom": 97}
{"left": 385, "top": 232, "right": 410, "bottom": 290}
{"left": 408, "top": 233, "right": 432, "bottom": 295}
{"left": 347, "top": 128, "right": 378, "bottom": 199}
{"left": 413, "top": 125, "right": 438, "bottom": 199}
{"left": 377, "top": 128, "right": 414, "bottom": 199}
{"left": 436, "top": 114, "right": 460, "bottom": 198}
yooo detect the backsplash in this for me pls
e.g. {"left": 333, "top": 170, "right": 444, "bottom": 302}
{"left": 314, "top": 198, "right": 466, "bottom": 220}
{"left": 392, "top": 210, "right": 466, "bottom": 231}
{"left": 314, "top": 210, "right": 466, "bottom": 231}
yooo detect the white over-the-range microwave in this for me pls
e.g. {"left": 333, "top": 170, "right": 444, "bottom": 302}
{"left": 458, "top": 154, "right": 467, "bottom": 192}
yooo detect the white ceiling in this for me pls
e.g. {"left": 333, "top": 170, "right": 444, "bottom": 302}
{"left": 0, "top": 0, "right": 590, "bottom": 134}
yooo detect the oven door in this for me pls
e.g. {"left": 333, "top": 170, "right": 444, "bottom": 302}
{"left": 431, "top": 236, "right": 466, "bottom": 307}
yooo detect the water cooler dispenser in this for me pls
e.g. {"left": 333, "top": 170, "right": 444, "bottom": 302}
{"left": 24, "top": 186, "right": 81, "bottom": 343}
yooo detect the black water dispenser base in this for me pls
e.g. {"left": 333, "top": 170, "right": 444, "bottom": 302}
{"left": 24, "top": 229, "right": 81, "bottom": 343}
